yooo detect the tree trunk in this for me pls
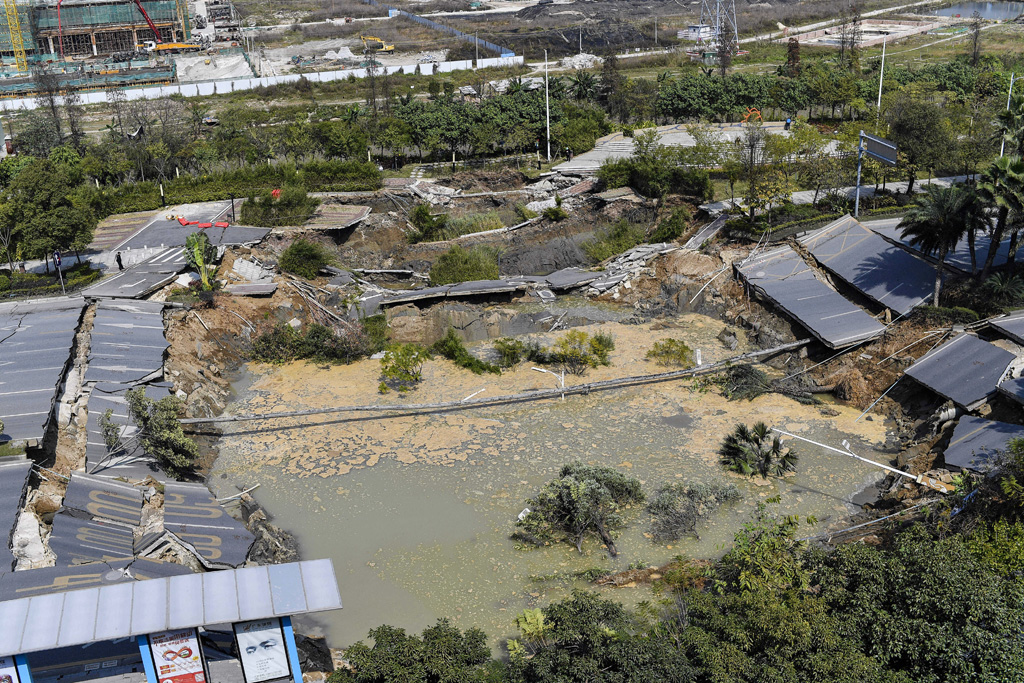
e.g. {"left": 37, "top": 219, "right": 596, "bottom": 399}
{"left": 967, "top": 228, "right": 977, "bottom": 275}
{"left": 906, "top": 172, "right": 915, "bottom": 196}
{"left": 934, "top": 248, "right": 946, "bottom": 305}
{"left": 981, "top": 206, "right": 1009, "bottom": 281}
{"left": 1009, "top": 228, "right": 1020, "bottom": 274}
{"left": 595, "top": 520, "right": 618, "bottom": 557}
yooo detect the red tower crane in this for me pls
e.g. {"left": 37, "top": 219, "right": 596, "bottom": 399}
{"left": 57, "top": 0, "right": 162, "bottom": 58}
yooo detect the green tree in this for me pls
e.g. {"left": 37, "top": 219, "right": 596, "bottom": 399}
{"left": 337, "top": 620, "right": 493, "bottom": 683}
{"left": 2, "top": 156, "right": 97, "bottom": 267}
{"left": 100, "top": 388, "right": 199, "bottom": 479}
{"left": 810, "top": 526, "right": 1024, "bottom": 682}
{"left": 719, "top": 422, "right": 797, "bottom": 478}
{"left": 884, "top": 93, "right": 951, "bottom": 194}
{"left": 899, "top": 184, "right": 978, "bottom": 303}
{"left": 513, "top": 461, "right": 643, "bottom": 557}
{"left": 184, "top": 231, "right": 217, "bottom": 291}
{"left": 978, "top": 156, "right": 1024, "bottom": 279}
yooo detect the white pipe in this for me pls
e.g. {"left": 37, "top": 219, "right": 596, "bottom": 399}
{"left": 770, "top": 428, "right": 917, "bottom": 481}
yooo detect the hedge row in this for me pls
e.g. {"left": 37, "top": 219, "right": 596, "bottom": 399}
{"left": 100, "top": 160, "right": 383, "bottom": 216}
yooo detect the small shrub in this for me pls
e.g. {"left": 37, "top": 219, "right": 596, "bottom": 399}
{"left": 647, "top": 338, "right": 697, "bottom": 367}
{"left": 494, "top": 337, "right": 545, "bottom": 367}
{"left": 380, "top": 343, "right": 430, "bottom": 392}
{"left": 431, "top": 328, "right": 500, "bottom": 375}
{"left": 915, "top": 305, "right": 980, "bottom": 326}
{"left": 429, "top": 245, "right": 499, "bottom": 286}
{"left": 0, "top": 274, "right": 8, "bottom": 291}
{"left": 362, "top": 314, "right": 389, "bottom": 353}
{"left": 514, "top": 204, "right": 538, "bottom": 221}
{"left": 279, "top": 239, "right": 332, "bottom": 279}
{"left": 647, "top": 482, "right": 741, "bottom": 542}
{"left": 649, "top": 207, "right": 692, "bottom": 243}
{"left": 983, "top": 273, "right": 1024, "bottom": 305}
{"left": 250, "top": 322, "right": 369, "bottom": 364}
{"left": 408, "top": 204, "right": 449, "bottom": 242}
{"left": 550, "top": 330, "right": 614, "bottom": 376}
{"left": 542, "top": 205, "right": 568, "bottom": 222}
{"left": 582, "top": 219, "right": 645, "bottom": 263}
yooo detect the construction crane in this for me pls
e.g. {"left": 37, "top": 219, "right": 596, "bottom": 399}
{"left": 359, "top": 34, "right": 394, "bottom": 54}
{"left": 2, "top": 0, "right": 27, "bottom": 72}
{"left": 57, "top": 0, "right": 164, "bottom": 58}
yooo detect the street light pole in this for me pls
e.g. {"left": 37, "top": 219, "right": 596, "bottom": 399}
{"left": 544, "top": 49, "right": 551, "bottom": 163}
{"left": 1001, "top": 73, "right": 1017, "bottom": 158}
{"left": 875, "top": 35, "right": 886, "bottom": 133}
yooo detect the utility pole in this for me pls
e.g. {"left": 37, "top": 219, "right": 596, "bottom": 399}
{"left": 475, "top": 31, "right": 479, "bottom": 67}
{"left": 544, "top": 49, "right": 551, "bottom": 162}
{"left": 654, "top": 19, "right": 657, "bottom": 46}
{"left": 1002, "top": 73, "right": 1017, "bottom": 158}
{"left": 876, "top": 35, "right": 886, "bottom": 112}
{"left": 579, "top": 25, "right": 582, "bottom": 54}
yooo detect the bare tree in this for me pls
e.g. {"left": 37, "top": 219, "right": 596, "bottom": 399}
{"left": 968, "top": 11, "right": 982, "bottom": 67}
{"left": 0, "top": 223, "right": 15, "bottom": 274}
{"left": 837, "top": 3, "right": 861, "bottom": 69}
{"left": 32, "top": 69, "right": 63, "bottom": 142}
{"left": 716, "top": 32, "right": 735, "bottom": 79}
{"left": 62, "top": 86, "right": 85, "bottom": 152}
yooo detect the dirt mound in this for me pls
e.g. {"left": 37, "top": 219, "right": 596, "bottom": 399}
{"left": 434, "top": 167, "right": 530, "bottom": 193}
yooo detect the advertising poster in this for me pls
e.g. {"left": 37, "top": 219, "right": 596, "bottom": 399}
{"left": 234, "top": 618, "right": 291, "bottom": 683}
{"left": 0, "top": 656, "right": 21, "bottom": 683}
{"left": 148, "top": 629, "right": 206, "bottom": 683}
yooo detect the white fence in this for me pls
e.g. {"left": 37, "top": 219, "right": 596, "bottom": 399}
{"left": 2, "top": 55, "right": 525, "bottom": 110}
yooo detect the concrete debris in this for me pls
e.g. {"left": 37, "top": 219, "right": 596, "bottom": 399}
{"left": 13, "top": 510, "right": 54, "bottom": 570}
{"left": 560, "top": 53, "right": 603, "bottom": 69}
{"left": 588, "top": 243, "right": 676, "bottom": 296}
{"left": 232, "top": 258, "right": 275, "bottom": 283}
{"left": 526, "top": 198, "right": 557, "bottom": 213}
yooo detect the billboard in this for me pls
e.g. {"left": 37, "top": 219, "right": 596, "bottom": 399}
{"left": 147, "top": 629, "right": 207, "bottom": 683}
{"left": 234, "top": 618, "right": 292, "bottom": 683}
{"left": 863, "top": 132, "right": 898, "bottom": 167}
{"left": 0, "top": 656, "right": 21, "bottom": 683}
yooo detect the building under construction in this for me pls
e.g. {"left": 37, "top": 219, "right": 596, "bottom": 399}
{"left": 0, "top": 0, "right": 190, "bottom": 92}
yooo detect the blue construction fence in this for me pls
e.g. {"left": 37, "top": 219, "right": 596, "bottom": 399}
{"left": 361, "top": 0, "right": 515, "bottom": 58}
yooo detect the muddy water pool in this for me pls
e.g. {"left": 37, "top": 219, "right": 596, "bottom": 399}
{"left": 210, "top": 316, "right": 892, "bottom": 648}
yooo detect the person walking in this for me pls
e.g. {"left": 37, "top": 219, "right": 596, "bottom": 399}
{"left": 115, "top": 252, "right": 124, "bottom": 271}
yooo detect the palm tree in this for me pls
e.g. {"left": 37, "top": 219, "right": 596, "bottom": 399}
{"left": 719, "top": 422, "right": 797, "bottom": 478}
{"left": 567, "top": 69, "right": 596, "bottom": 103}
{"left": 899, "top": 184, "right": 975, "bottom": 304}
{"left": 978, "top": 156, "right": 1024, "bottom": 280}
{"left": 994, "top": 93, "right": 1024, "bottom": 158}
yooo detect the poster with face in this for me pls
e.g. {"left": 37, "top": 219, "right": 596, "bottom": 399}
{"left": 0, "top": 655, "right": 20, "bottom": 683}
{"left": 148, "top": 629, "right": 206, "bottom": 683}
{"left": 234, "top": 618, "right": 291, "bottom": 683}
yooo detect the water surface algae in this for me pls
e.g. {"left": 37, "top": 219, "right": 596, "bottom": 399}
{"left": 211, "top": 316, "right": 889, "bottom": 647}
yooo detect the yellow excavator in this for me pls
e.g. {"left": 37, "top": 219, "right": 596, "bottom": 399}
{"left": 360, "top": 34, "right": 395, "bottom": 54}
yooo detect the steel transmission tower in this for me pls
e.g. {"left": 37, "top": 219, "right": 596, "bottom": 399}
{"left": 696, "top": 0, "right": 739, "bottom": 48}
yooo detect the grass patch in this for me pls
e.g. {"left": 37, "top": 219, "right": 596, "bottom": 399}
{"left": 429, "top": 245, "right": 499, "bottom": 285}
{"left": 582, "top": 219, "right": 646, "bottom": 263}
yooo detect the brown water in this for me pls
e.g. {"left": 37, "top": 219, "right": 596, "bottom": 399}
{"left": 209, "top": 316, "right": 891, "bottom": 649}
